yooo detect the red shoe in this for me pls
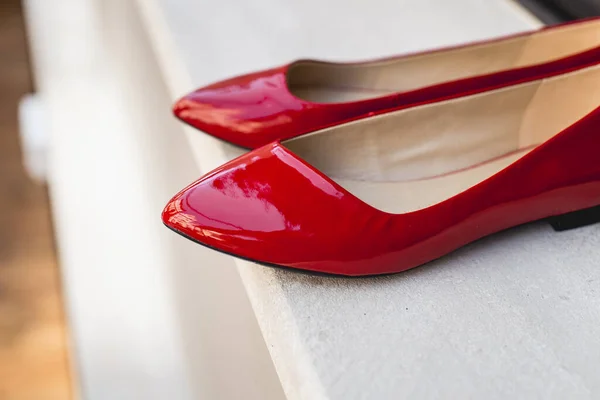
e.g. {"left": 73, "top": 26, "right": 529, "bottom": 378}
{"left": 164, "top": 63, "right": 600, "bottom": 276}
{"left": 174, "top": 18, "right": 600, "bottom": 149}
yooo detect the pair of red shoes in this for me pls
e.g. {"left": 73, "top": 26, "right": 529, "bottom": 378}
{"left": 163, "top": 18, "right": 600, "bottom": 276}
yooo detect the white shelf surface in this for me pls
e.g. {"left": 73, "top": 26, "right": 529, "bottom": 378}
{"left": 138, "top": 0, "right": 600, "bottom": 399}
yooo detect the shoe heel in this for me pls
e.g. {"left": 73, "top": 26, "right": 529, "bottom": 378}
{"left": 548, "top": 204, "right": 600, "bottom": 232}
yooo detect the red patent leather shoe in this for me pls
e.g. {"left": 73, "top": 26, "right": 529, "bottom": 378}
{"left": 164, "top": 63, "right": 600, "bottom": 276}
{"left": 174, "top": 18, "right": 600, "bottom": 149}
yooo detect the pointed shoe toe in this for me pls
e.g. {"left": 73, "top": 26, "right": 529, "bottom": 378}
{"left": 172, "top": 66, "right": 304, "bottom": 149}
{"left": 161, "top": 143, "right": 393, "bottom": 276}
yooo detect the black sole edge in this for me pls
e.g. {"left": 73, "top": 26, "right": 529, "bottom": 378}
{"left": 163, "top": 223, "right": 380, "bottom": 278}
{"left": 548, "top": 204, "right": 600, "bottom": 232}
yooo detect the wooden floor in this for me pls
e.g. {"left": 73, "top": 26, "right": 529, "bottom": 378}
{"left": 0, "top": 1, "right": 72, "bottom": 399}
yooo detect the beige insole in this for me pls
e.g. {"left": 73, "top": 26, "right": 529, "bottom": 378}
{"left": 284, "top": 65, "right": 600, "bottom": 213}
{"left": 287, "top": 19, "right": 600, "bottom": 103}
{"left": 292, "top": 87, "right": 394, "bottom": 103}
{"left": 334, "top": 149, "right": 532, "bottom": 213}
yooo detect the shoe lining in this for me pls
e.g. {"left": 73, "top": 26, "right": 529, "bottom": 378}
{"left": 287, "top": 19, "right": 600, "bottom": 103}
{"left": 283, "top": 65, "right": 600, "bottom": 213}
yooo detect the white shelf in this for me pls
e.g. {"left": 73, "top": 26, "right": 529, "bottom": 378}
{"left": 140, "top": 0, "right": 600, "bottom": 399}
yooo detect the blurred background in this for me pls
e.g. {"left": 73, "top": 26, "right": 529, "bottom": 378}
{"left": 0, "top": 0, "right": 71, "bottom": 399}
{"left": 0, "top": 0, "right": 597, "bottom": 398}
